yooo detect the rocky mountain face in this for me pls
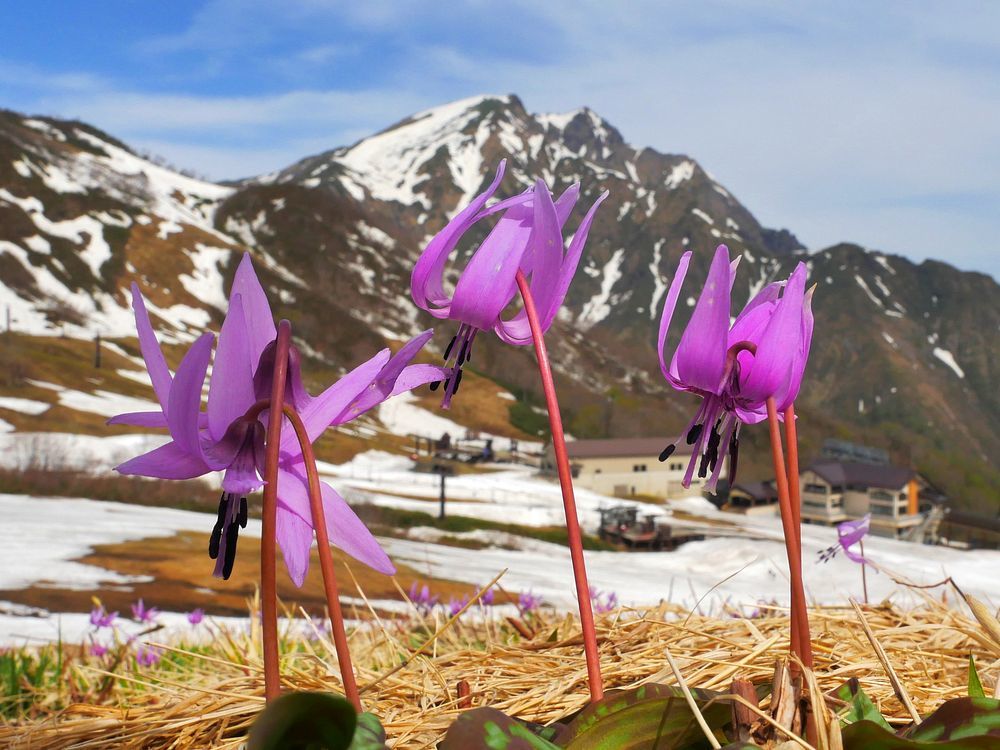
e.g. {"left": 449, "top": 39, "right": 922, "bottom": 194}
{"left": 0, "top": 96, "right": 996, "bottom": 512}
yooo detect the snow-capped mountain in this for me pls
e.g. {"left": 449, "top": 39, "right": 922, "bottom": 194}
{"left": 0, "top": 96, "right": 996, "bottom": 512}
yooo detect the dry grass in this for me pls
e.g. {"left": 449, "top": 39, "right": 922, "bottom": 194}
{"left": 2, "top": 589, "right": 997, "bottom": 749}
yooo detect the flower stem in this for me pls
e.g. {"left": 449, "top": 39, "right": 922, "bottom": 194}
{"left": 515, "top": 270, "right": 603, "bottom": 703}
{"left": 782, "top": 404, "right": 806, "bottom": 660}
{"left": 281, "top": 405, "right": 362, "bottom": 711}
{"left": 859, "top": 538, "right": 869, "bottom": 604}
{"left": 260, "top": 320, "right": 291, "bottom": 702}
{"left": 765, "top": 397, "right": 813, "bottom": 671}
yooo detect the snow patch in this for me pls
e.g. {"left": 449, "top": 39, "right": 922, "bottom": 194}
{"left": 932, "top": 348, "right": 965, "bottom": 378}
{"left": 578, "top": 248, "right": 625, "bottom": 328}
{"left": 691, "top": 208, "right": 714, "bottom": 225}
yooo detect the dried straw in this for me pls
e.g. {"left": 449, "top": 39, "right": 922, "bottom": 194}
{"left": 2, "top": 595, "right": 997, "bottom": 749}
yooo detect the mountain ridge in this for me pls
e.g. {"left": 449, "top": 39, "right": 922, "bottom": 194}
{"left": 0, "top": 95, "right": 996, "bottom": 512}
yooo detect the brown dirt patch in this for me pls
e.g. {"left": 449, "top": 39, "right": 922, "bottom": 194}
{"left": 0, "top": 530, "right": 476, "bottom": 620}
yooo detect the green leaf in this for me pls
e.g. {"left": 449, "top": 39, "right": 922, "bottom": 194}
{"left": 248, "top": 692, "right": 357, "bottom": 750}
{"left": 553, "top": 683, "right": 730, "bottom": 749}
{"left": 968, "top": 655, "right": 985, "bottom": 699}
{"left": 840, "top": 697, "right": 1000, "bottom": 749}
{"left": 348, "top": 712, "right": 388, "bottom": 750}
{"left": 836, "top": 678, "right": 893, "bottom": 730}
{"left": 439, "top": 707, "right": 562, "bottom": 750}
{"left": 905, "top": 697, "right": 1000, "bottom": 742}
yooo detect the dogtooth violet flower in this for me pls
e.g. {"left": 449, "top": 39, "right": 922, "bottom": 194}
{"left": 819, "top": 514, "right": 871, "bottom": 564}
{"left": 411, "top": 160, "right": 608, "bottom": 407}
{"left": 656, "top": 244, "right": 813, "bottom": 491}
{"left": 111, "top": 254, "right": 444, "bottom": 586}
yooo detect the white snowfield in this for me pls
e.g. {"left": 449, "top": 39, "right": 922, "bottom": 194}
{"left": 0, "top": 448, "right": 996, "bottom": 644}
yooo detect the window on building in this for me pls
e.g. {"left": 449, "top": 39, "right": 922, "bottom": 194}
{"left": 669, "top": 462, "right": 683, "bottom": 471}
{"left": 870, "top": 490, "right": 892, "bottom": 501}
{"left": 804, "top": 483, "right": 828, "bottom": 494}
{"left": 633, "top": 464, "right": 647, "bottom": 472}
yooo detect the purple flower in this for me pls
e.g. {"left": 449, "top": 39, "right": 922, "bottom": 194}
{"left": 656, "top": 245, "right": 813, "bottom": 490}
{"left": 111, "top": 255, "right": 443, "bottom": 586}
{"left": 518, "top": 590, "right": 543, "bottom": 613}
{"left": 819, "top": 514, "right": 871, "bottom": 564}
{"left": 590, "top": 586, "right": 618, "bottom": 614}
{"left": 186, "top": 608, "right": 205, "bottom": 625}
{"left": 448, "top": 595, "right": 469, "bottom": 617}
{"left": 89, "top": 605, "right": 117, "bottom": 629}
{"left": 407, "top": 581, "right": 438, "bottom": 612}
{"left": 411, "top": 161, "right": 608, "bottom": 407}
{"left": 131, "top": 599, "right": 159, "bottom": 624}
{"left": 480, "top": 586, "right": 495, "bottom": 607}
{"left": 89, "top": 640, "right": 109, "bottom": 658}
{"left": 135, "top": 645, "right": 162, "bottom": 668}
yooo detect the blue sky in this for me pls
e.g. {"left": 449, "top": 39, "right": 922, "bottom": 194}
{"left": 1, "top": 1, "right": 997, "bottom": 278}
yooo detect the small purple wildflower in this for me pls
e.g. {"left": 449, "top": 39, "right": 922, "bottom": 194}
{"left": 819, "top": 514, "right": 871, "bottom": 564}
{"left": 407, "top": 581, "right": 438, "bottom": 613}
{"left": 89, "top": 605, "right": 117, "bottom": 629}
{"left": 186, "top": 608, "right": 205, "bottom": 625}
{"left": 131, "top": 599, "right": 159, "bottom": 624}
{"left": 448, "top": 596, "right": 469, "bottom": 617}
{"left": 89, "top": 640, "right": 109, "bottom": 658}
{"left": 518, "top": 590, "right": 543, "bottom": 613}
{"left": 480, "top": 587, "right": 495, "bottom": 607}
{"left": 590, "top": 587, "right": 618, "bottom": 614}
{"left": 135, "top": 645, "right": 162, "bottom": 668}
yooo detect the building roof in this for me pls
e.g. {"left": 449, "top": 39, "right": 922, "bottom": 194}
{"left": 806, "top": 460, "right": 915, "bottom": 490}
{"left": 731, "top": 481, "right": 778, "bottom": 501}
{"left": 563, "top": 437, "right": 694, "bottom": 460}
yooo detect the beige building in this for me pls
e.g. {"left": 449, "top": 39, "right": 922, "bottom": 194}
{"left": 542, "top": 437, "right": 707, "bottom": 499}
{"left": 800, "top": 461, "right": 926, "bottom": 538}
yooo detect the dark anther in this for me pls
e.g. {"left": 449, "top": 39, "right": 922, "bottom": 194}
{"left": 658, "top": 443, "right": 676, "bottom": 462}
{"left": 686, "top": 423, "right": 703, "bottom": 445}
{"left": 222, "top": 521, "right": 240, "bottom": 580}
{"left": 208, "top": 495, "right": 226, "bottom": 560}
{"left": 728, "top": 432, "right": 740, "bottom": 484}
{"left": 706, "top": 425, "right": 722, "bottom": 472}
{"left": 444, "top": 335, "right": 458, "bottom": 360}
{"left": 453, "top": 368, "right": 464, "bottom": 394}
{"left": 456, "top": 339, "right": 470, "bottom": 366}
{"left": 238, "top": 496, "right": 248, "bottom": 528}
{"left": 698, "top": 453, "right": 709, "bottom": 478}
{"left": 430, "top": 381, "right": 441, "bottom": 391}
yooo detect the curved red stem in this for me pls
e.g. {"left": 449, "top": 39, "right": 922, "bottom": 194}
{"left": 281, "top": 405, "right": 362, "bottom": 711}
{"left": 515, "top": 270, "right": 603, "bottom": 702}
{"left": 260, "top": 320, "right": 291, "bottom": 701}
{"left": 766, "top": 398, "right": 813, "bottom": 671}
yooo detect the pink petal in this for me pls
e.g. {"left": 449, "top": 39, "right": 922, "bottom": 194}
{"left": 496, "top": 189, "right": 608, "bottom": 345}
{"left": 280, "top": 348, "right": 391, "bottom": 454}
{"left": 108, "top": 411, "right": 168, "bottom": 428}
{"left": 275, "top": 503, "right": 313, "bottom": 587}
{"left": 335, "top": 330, "right": 435, "bottom": 420}
{"left": 656, "top": 251, "right": 692, "bottom": 381}
{"left": 777, "top": 285, "right": 815, "bottom": 410}
{"left": 208, "top": 295, "right": 257, "bottom": 442}
{"left": 449, "top": 198, "right": 533, "bottom": 330}
{"left": 130, "top": 284, "right": 172, "bottom": 413}
{"left": 411, "top": 161, "right": 508, "bottom": 314}
{"left": 116, "top": 440, "right": 209, "bottom": 480}
{"left": 675, "top": 245, "right": 732, "bottom": 394}
{"left": 276, "top": 468, "right": 394, "bottom": 576}
{"left": 230, "top": 254, "right": 276, "bottom": 372}
{"left": 739, "top": 263, "right": 807, "bottom": 403}
{"left": 166, "top": 333, "right": 215, "bottom": 458}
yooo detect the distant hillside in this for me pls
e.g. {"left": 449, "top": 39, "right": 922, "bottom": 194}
{"left": 0, "top": 96, "right": 996, "bottom": 512}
